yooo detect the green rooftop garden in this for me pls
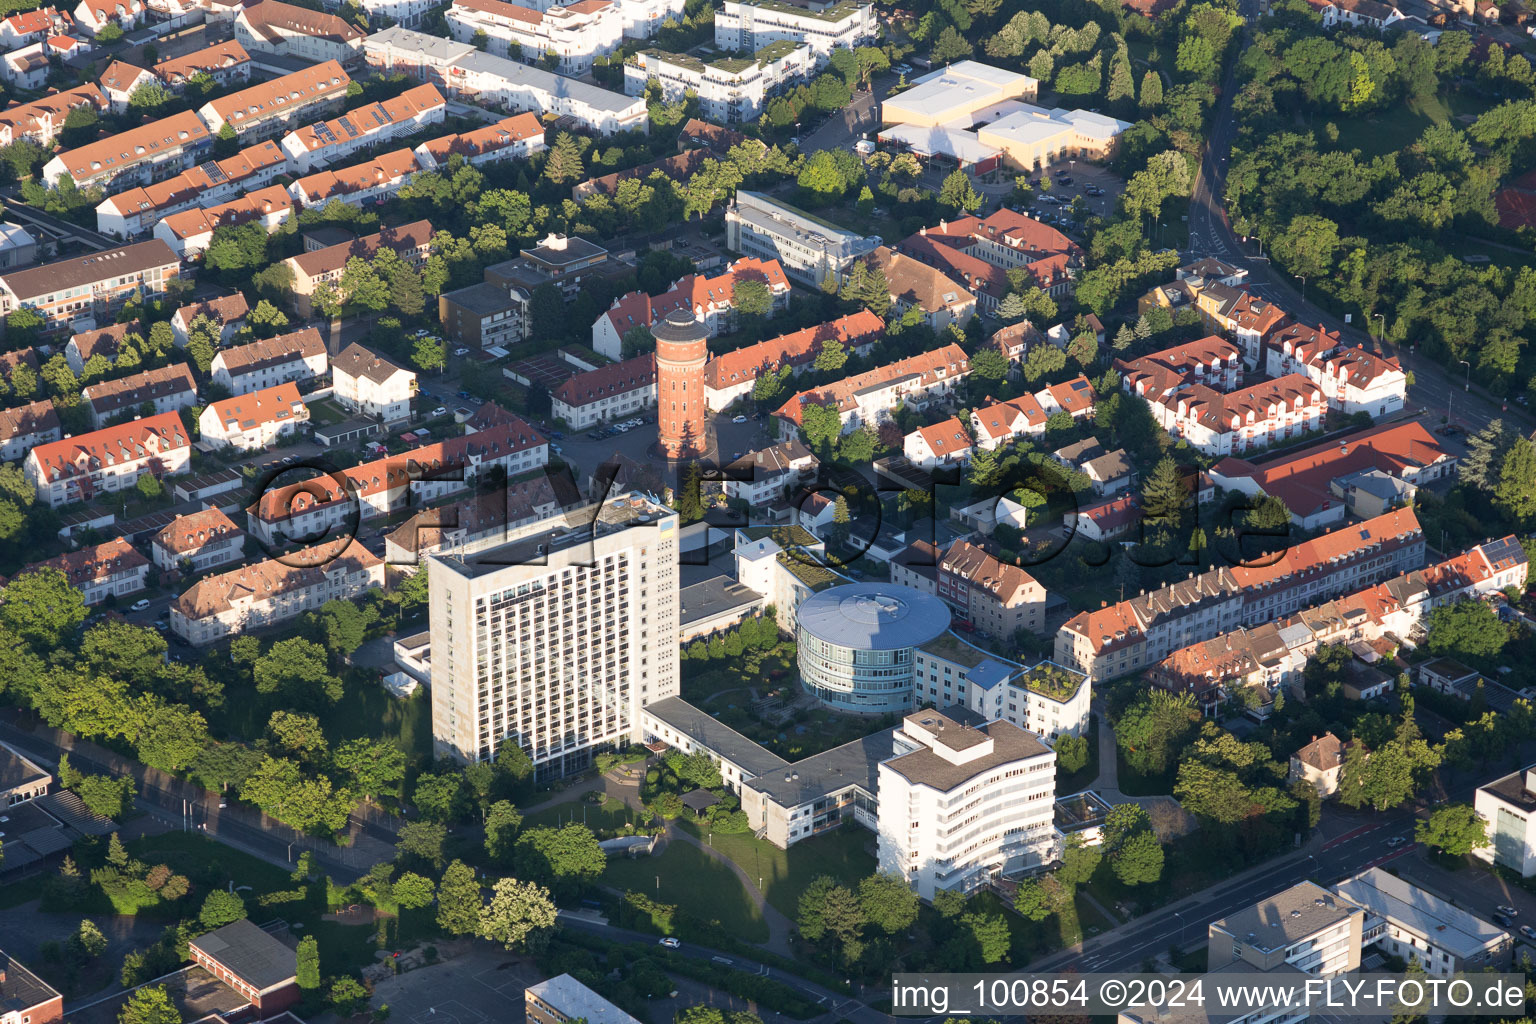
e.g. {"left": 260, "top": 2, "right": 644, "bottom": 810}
{"left": 778, "top": 551, "right": 839, "bottom": 591}
{"left": 740, "top": 0, "right": 868, "bottom": 22}
{"left": 920, "top": 630, "right": 998, "bottom": 669}
{"left": 1020, "top": 662, "right": 1086, "bottom": 702}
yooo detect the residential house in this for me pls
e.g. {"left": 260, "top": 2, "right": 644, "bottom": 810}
{"left": 904, "top": 417, "right": 972, "bottom": 470}
{"left": 722, "top": 440, "right": 817, "bottom": 508}
{"left": 591, "top": 257, "right": 790, "bottom": 360}
{"left": 65, "top": 320, "right": 140, "bottom": 374}
{"left": 209, "top": 328, "right": 328, "bottom": 395}
{"left": 154, "top": 185, "right": 294, "bottom": 260}
{"left": 551, "top": 353, "right": 657, "bottom": 430}
{"left": 774, "top": 344, "right": 970, "bottom": 440}
{"left": 171, "top": 294, "right": 250, "bottom": 347}
{"left": 288, "top": 149, "right": 423, "bottom": 210}
{"left": 0, "top": 84, "right": 107, "bottom": 148}
{"left": 199, "top": 381, "right": 309, "bottom": 451}
{"left": 197, "top": 60, "right": 352, "bottom": 140}
{"left": 0, "top": 240, "right": 179, "bottom": 337}
{"left": 41, "top": 109, "right": 212, "bottom": 190}
{"left": 872, "top": 246, "right": 977, "bottom": 331}
{"left": 82, "top": 363, "right": 198, "bottom": 429}
{"left": 24, "top": 537, "right": 149, "bottom": 605}
{"left": 413, "top": 112, "right": 545, "bottom": 171}
{"left": 151, "top": 505, "right": 246, "bottom": 573}
{"left": 279, "top": 83, "right": 445, "bottom": 173}
{"left": 1290, "top": 732, "right": 1350, "bottom": 797}
{"left": 24, "top": 410, "right": 190, "bottom": 507}
{"left": 234, "top": 1, "right": 364, "bottom": 64}
{"left": 897, "top": 210, "right": 1082, "bottom": 308}
{"left": 74, "top": 0, "right": 143, "bottom": 35}
{"left": 938, "top": 538, "right": 1047, "bottom": 637}
{"left": 98, "top": 60, "right": 156, "bottom": 113}
{"left": 702, "top": 309, "right": 883, "bottom": 410}
{"left": 332, "top": 343, "right": 416, "bottom": 423}
{"left": 95, "top": 139, "right": 290, "bottom": 239}
{"left": 281, "top": 219, "right": 432, "bottom": 317}
{"left": 0, "top": 399, "right": 61, "bottom": 462}
{"left": 152, "top": 40, "right": 253, "bottom": 90}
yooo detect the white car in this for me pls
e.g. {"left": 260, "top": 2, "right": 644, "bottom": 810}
{"left": 453, "top": 347, "right": 469, "bottom": 357}
{"left": 431, "top": 406, "right": 448, "bottom": 418}
{"left": 732, "top": 415, "right": 748, "bottom": 424}
{"left": 131, "top": 599, "right": 152, "bottom": 612}
{"left": 659, "top": 937, "right": 681, "bottom": 949}
{"left": 415, "top": 328, "right": 429, "bottom": 337}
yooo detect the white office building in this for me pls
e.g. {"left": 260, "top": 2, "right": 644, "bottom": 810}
{"left": 425, "top": 493, "right": 680, "bottom": 775}
{"left": 876, "top": 707, "right": 1056, "bottom": 900}
{"left": 1475, "top": 764, "right": 1536, "bottom": 877}
{"left": 446, "top": 0, "right": 623, "bottom": 74}
{"left": 1332, "top": 867, "right": 1511, "bottom": 975}
{"left": 714, "top": 0, "right": 874, "bottom": 56}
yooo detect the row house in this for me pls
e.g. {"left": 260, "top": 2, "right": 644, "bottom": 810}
{"left": 1210, "top": 421, "right": 1456, "bottom": 530}
{"left": 413, "top": 111, "right": 545, "bottom": 171}
{"left": 702, "top": 309, "right": 883, "bottom": 411}
{"left": 714, "top": 0, "right": 876, "bottom": 56}
{"left": 938, "top": 538, "right": 1048, "bottom": 637}
{"left": 1303, "top": 0, "right": 1405, "bottom": 29}
{"left": 82, "top": 362, "right": 197, "bottom": 428}
{"left": 332, "top": 343, "right": 416, "bottom": 424}
{"left": 0, "top": 5, "right": 74, "bottom": 47}
{"left": 441, "top": 49, "right": 649, "bottom": 136}
{"left": 209, "top": 327, "right": 328, "bottom": 396}
{"left": 199, "top": 381, "right": 309, "bottom": 451}
{"left": 234, "top": 0, "right": 364, "bottom": 64}
{"left": 42, "top": 109, "right": 212, "bottom": 191}
{"left": 247, "top": 419, "right": 548, "bottom": 544}
{"left": 722, "top": 440, "right": 817, "bottom": 507}
{"left": 171, "top": 537, "right": 384, "bottom": 644}
{"left": 445, "top": 0, "right": 623, "bottom": 75}
{"left": 551, "top": 352, "right": 657, "bottom": 430}
{"left": 0, "top": 239, "right": 179, "bottom": 338}
{"left": 289, "top": 149, "right": 423, "bottom": 210}
{"left": 591, "top": 257, "right": 791, "bottom": 359}
{"left": 280, "top": 218, "right": 433, "bottom": 318}
{"left": 0, "top": 84, "right": 107, "bottom": 147}
{"left": 154, "top": 185, "right": 294, "bottom": 260}
{"left": 64, "top": 319, "right": 138, "bottom": 374}
{"left": 1064, "top": 492, "right": 1140, "bottom": 543}
{"left": 969, "top": 375, "right": 1097, "bottom": 450}
{"left": 1054, "top": 506, "right": 1426, "bottom": 681}
{"left": 1151, "top": 535, "right": 1526, "bottom": 711}
{"left": 198, "top": 60, "right": 352, "bottom": 140}
{"left": 25, "top": 537, "right": 149, "bottom": 605}
{"left": 5, "top": 35, "right": 90, "bottom": 91}
{"left": 0, "top": 399, "right": 60, "bottom": 462}
{"left": 172, "top": 294, "right": 249, "bottom": 347}
{"left": 152, "top": 40, "right": 253, "bottom": 90}
{"left": 280, "top": 83, "right": 445, "bottom": 173}
{"left": 1116, "top": 334, "right": 1244, "bottom": 396}
{"left": 96, "top": 139, "right": 290, "bottom": 239}
{"left": 774, "top": 343, "right": 971, "bottom": 440}
{"left": 98, "top": 60, "right": 157, "bottom": 113}
{"left": 74, "top": 0, "right": 144, "bottom": 35}
{"left": 623, "top": 42, "right": 816, "bottom": 124}
{"left": 151, "top": 505, "right": 246, "bottom": 573}
{"left": 1263, "top": 322, "right": 1407, "bottom": 418}
{"left": 24, "top": 411, "right": 191, "bottom": 508}
{"left": 904, "top": 417, "right": 971, "bottom": 470}
{"left": 898, "top": 210, "right": 1081, "bottom": 307}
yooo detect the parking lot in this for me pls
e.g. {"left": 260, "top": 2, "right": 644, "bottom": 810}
{"left": 1020, "top": 159, "right": 1125, "bottom": 225}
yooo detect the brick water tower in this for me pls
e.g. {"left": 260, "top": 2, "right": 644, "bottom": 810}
{"left": 654, "top": 308, "right": 709, "bottom": 458}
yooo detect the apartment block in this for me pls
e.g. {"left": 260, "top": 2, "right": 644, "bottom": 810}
{"left": 234, "top": 0, "right": 364, "bottom": 63}
{"left": 209, "top": 328, "right": 328, "bottom": 395}
{"left": 1208, "top": 880, "right": 1364, "bottom": 974}
{"left": 332, "top": 342, "right": 416, "bottom": 424}
{"left": 82, "top": 362, "right": 198, "bottom": 428}
{"left": 551, "top": 353, "right": 656, "bottom": 430}
{"left": 875, "top": 707, "right": 1056, "bottom": 900}
{"left": 445, "top": 0, "right": 622, "bottom": 74}
{"left": 773, "top": 343, "right": 969, "bottom": 440}
{"left": 280, "top": 83, "right": 445, "bottom": 173}
{"left": 592, "top": 257, "right": 790, "bottom": 359}
{"left": 198, "top": 381, "right": 309, "bottom": 451}
{"left": 96, "top": 139, "right": 291, "bottom": 239}
{"left": 25, "top": 536, "right": 150, "bottom": 605}
{"left": 42, "top": 109, "right": 212, "bottom": 190}
{"left": 715, "top": 0, "right": 875, "bottom": 55}
{"left": 897, "top": 209, "right": 1082, "bottom": 305}
{"left": 0, "top": 239, "right": 179, "bottom": 337}
{"left": 289, "top": 148, "right": 423, "bottom": 209}
{"left": 1055, "top": 507, "right": 1428, "bottom": 681}
{"left": 937, "top": 539, "right": 1048, "bottom": 638}
{"left": 198, "top": 60, "right": 351, "bottom": 139}
{"left": 171, "top": 538, "right": 383, "bottom": 644}
{"left": 624, "top": 42, "right": 815, "bottom": 124}
{"left": 913, "top": 636, "right": 1091, "bottom": 739}
{"left": 281, "top": 219, "right": 433, "bottom": 317}
{"left": 414, "top": 112, "right": 545, "bottom": 171}
{"left": 152, "top": 39, "right": 252, "bottom": 89}
{"left": 0, "top": 84, "right": 107, "bottom": 148}
{"left": 425, "top": 493, "right": 681, "bottom": 772}
{"left": 24, "top": 410, "right": 190, "bottom": 507}
{"left": 1263, "top": 322, "right": 1407, "bottom": 418}
{"left": 703, "top": 309, "right": 883, "bottom": 411}
{"left": 723, "top": 189, "right": 879, "bottom": 288}
{"left": 151, "top": 505, "right": 246, "bottom": 573}
{"left": 435, "top": 49, "right": 648, "bottom": 135}
{"left": 0, "top": 399, "right": 60, "bottom": 462}
{"left": 970, "top": 376, "right": 1096, "bottom": 449}
{"left": 154, "top": 185, "right": 293, "bottom": 259}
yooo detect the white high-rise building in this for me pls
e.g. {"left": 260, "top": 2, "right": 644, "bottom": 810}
{"left": 425, "top": 492, "right": 680, "bottom": 775}
{"left": 876, "top": 707, "right": 1056, "bottom": 900}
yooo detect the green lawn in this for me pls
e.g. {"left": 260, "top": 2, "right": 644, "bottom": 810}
{"left": 211, "top": 673, "right": 434, "bottom": 767}
{"left": 130, "top": 831, "right": 293, "bottom": 892}
{"left": 677, "top": 821, "right": 876, "bottom": 921}
{"left": 603, "top": 839, "right": 770, "bottom": 942}
{"left": 1320, "top": 89, "right": 1492, "bottom": 159}
{"left": 523, "top": 795, "right": 636, "bottom": 833}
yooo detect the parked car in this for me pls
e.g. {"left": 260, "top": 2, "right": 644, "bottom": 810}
{"left": 457, "top": 390, "right": 471, "bottom": 399}
{"left": 1495, "top": 912, "right": 1515, "bottom": 928}
{"left": 1499, "top": 904, "right": 1520, "bottom": 917}
{"left": 1521, "top": 925, "right": 1536, "bottom": 940}
{"left": 431, "top": 406, "right": 448, "bottom": 418}
{"left": 659, "top": 938, "right": 681, "bottom": 949}
{"left": 131, "top": 598, "right": 152, "bottom": 612}
{"left": 453, "top": 347, "right": 469, "bottom": 357}
{"left": 732, "top": 415, "right": 748, "bottom": 423}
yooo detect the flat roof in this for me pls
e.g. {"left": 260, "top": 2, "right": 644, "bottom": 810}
{"left": 795, "top": 581, "right": 951, "bottom": 650}
{"left": 883, "top": 61, "right": 1036, "bottom": 123}
{"left": 454, "top": 50, "right": 642, "bottom": 115}
{"left": 643, "top": 696, "right": 790, "bottom": 779}
{"left": 1481, "top": 764, "right": 1536, "bottom": 812}
{"left": 743, "top": 727, "right": 898, "bottom": 807}
{"left": 1208, "top": 880, "right": 1360, "bottom": 952}
{"left": 432, "top": 493, "right": 672, "bottom": 579}
{"left": 442, "top": 281, "right": 522, "bottom": 315}
{"left": 1333, "top": 867, "right": 1505, "bottom": 958}
{"left": 918, "top": 631, "right": 998, "bottom": 669}
{"left": 526, "top": 974, "right": 642, "bottom": 1024}
{"left": 0, "top": 741, "right": 49, "bottom": 793}
{"left": 680, "top": 576, "right": 764, "bottom": 628}
{"left": 878, "top": 123, "right": 1001, "bottom": 163}
{"left": 881, "top": 711, "right": 1051, "bottom": 791}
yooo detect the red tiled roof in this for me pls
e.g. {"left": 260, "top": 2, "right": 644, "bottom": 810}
{"left": 155, "top": 506, "right": 243, "bottom": 556}
{"left": 27, "top": 536, "right": 147, "bottom": 585}
{"left": 914, "top": 416, "right": 970, "bottom": 459}
{"left": 775, "top": 343, "right": 970, "bottom": 425}
{"left": 27, "top": 410, "right": 188, "bottom": 483}
{"left": 704, "top": 310, "right": 883, "bottom": 391}
{"left": 554, "top": 352, "right": 656, "bottom": 409}
{"left": 204, "top": 381, "right": 305, "bottom": 434}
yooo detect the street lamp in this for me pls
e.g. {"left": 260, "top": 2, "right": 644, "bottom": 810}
{"left": 1172, "top": 909, "right": 1186, "bottom": 946}
{"left": 1373, "top": 312, "right": 1385, "bottom": 341}
{"left": 1298, "top": 275, "right": 1306, "bottom": 301}
{"left": 1459, "top": 359, "right": 1471, "bottom": 392}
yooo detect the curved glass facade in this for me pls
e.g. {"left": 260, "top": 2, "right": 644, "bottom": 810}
{"left": 797, "top": 629, "right": 919, "bottom": 713}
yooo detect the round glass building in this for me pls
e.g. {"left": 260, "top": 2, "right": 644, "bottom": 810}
{"left": 796, "top": 582, "right": 953, "bottom": 714}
